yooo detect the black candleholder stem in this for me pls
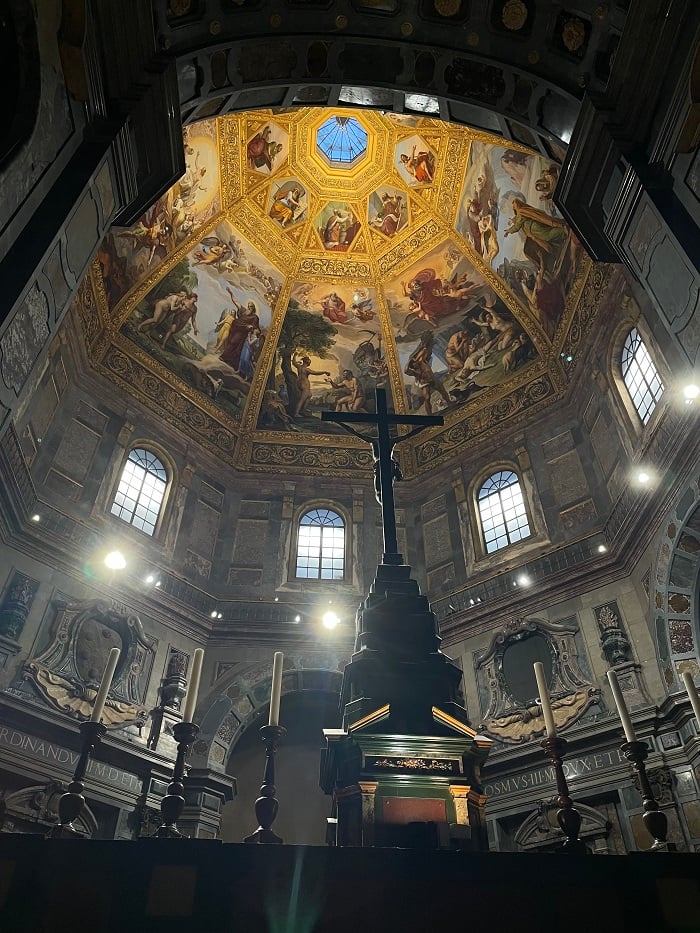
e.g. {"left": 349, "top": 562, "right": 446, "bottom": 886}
{"left": 47, "top": 720, "right": 106, "bottom": 838}
{"left": 244, "top": 724, "right": 286, "bottom": 844}
{"left": 154, "top": 721, "right": 200, "bottom": 838}
{"left": 542, "top": 736, "right": 587, "bottom": 854}
{"left": 622, "top": 740, "right": 669, "bottom": 850}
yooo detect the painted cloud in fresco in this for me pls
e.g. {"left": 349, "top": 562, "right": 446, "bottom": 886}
{"left": 456, "top": 143, "right": 583, "bottom": 339}
{"left": 122, "top": 220, "right": 283, "bottom": 422}
{"left": 258, "top": 282, "right": 392, "bottom": 435}
{"left": 97, "top": 120, "right": 220, "bottom": 310}
{"left": 385, "top": 239, "right": 538, "bottom": 415}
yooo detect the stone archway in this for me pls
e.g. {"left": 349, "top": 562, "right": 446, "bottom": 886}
{"left": 221, "top": 687, "right": 342, "bottom": 845}
{"left": 652, "top": 474, "right": 700, "bottom": 690}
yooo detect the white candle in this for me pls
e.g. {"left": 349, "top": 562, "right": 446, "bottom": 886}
{"left": 269, "top": 651, "right": 284, "bottom": 726}
{"left": 682, "top": 671, "right": 700, "bottom": 729}
{"left": 182, "top": 648, "right": 204, "bottom": 723}
{"left": 534, "top": 661, "right": 557, "bottom": 737}
{"left": 607, "top": 669, "right": 636, "bottom": 742}
{"left": 90, "top": 647, "right": 120, "bottom": 723}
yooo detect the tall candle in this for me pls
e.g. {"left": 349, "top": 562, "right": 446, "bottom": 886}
{"left": 269, "top": 652, "right": 284, "bottom": 726}
{"left": 90, "top": 647, "right": 121, "bottom": 723}
{"left": 182, "top": 648, "right": 204, "bottom": 723}
{"left": 534, "top": 662, "right": 557, "bottom": 737}
{"left": 607, "top": 669, "right": 636, "bottom": 743}
{"left": 682, "top": 671, "right": 700, "bottom": 728}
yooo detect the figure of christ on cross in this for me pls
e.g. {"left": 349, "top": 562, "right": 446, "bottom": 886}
{"left": 322, "top": 388, "right": 443, "bottom": 565}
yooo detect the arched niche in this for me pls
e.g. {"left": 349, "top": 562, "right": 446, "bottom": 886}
{"left": 652, "top": 475, "right": 700, "bottom": 690}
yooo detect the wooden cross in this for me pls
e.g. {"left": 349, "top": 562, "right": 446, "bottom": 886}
{"left": 321, "top": 388, "right": 443, "bottom": 565}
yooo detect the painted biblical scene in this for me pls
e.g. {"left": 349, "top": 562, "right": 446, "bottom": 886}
{"left": 368, "top": 185, "right": 409, "bottom": 238}
{"left": 258, "top": 283, "right": 391, "bottom": 434}
{"left": 315, "top": 202, "right": 361, "bottom": 252}
{"left": 456, "top": 142, "right": 583, "bottom": 339}
{"left": 246, "top": 120, "right": 289, "bottom": 175}
{"left": 394, "top": 134, "right": 437, "bottom": 187}
{"left": 267, "top": 178, "right": 309, "bottom": 230}
{"left": 385, "top": 239, "right": 538, "bottom": 414}
{"left": 97, "top": 120, "right": 220, "bottom": 310}
{"left": 121, "top": 220, "right": 283, "bottom": 422}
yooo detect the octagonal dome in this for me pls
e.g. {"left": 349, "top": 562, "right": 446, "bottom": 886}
{"left": 83, "top": 108, "right": 602, "bottom": 478}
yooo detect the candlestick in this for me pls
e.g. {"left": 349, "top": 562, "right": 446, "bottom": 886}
{"left": 154, "top": 721, "right": 200, "bottom": 838}
{"left": 47, "top": 721, "right": 106, "bottom": 838}
{"left": 182, "top": 648, "right": 203, "bottom": 723}
{"left": 607, "top": 669, "right": 636, "bottom": 742}
{"left": 622, "top": 740, "right": 668, "bottom": 850}
{"left": 682, "top": 671, "right": 700, "bottom": 729}
{"left": 244, "top": 724, "right": 286, "bottom": 844}
{"left": 90, "top": 647, "right": 120, "bottom": 722}
{"left": 534, "top": 661, "right": 557, "bottom": 737}
{"left": 541, "top": 736, "right": 586, "bottom": 853}
{"left": 269, "top": 651, "right": 283, "bottom": 726}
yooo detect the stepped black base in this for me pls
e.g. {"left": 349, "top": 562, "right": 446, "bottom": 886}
{"left": 321, "top": 562, "right": 492, "bottom": 850}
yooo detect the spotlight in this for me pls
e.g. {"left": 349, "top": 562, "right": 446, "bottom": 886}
{"left": 513, "top": 581, "right": 518, "bottom": 587}
{"left": 322, "top": 611, "right": 340, "bottom": 629}
{"left": 684, "top": 384, "right": 699, "bottom": 404}
{"left": 146, "top": 574, "right": 155, "bottom": 583}
{"left": 210, "top": 610, "right": 218, "bottom": 618}
{"left": 517, "top": 574, "right": 531, "bottom": 587}
{"left": 469, "top": 598, "right": 475, "bottom": 606}
{"left": 104, "top": 551, "right": 126, "bottom": 570}
{"left": 155, "top": 580, "right": 162, "bottom": 588}
{"left": 31, "top": 514, "right": 40, "bottom": 522}
{"left": 274, "top": 596, "right": 279, "bottom": 602}
{"left": 217, "top": 612, "right": 223, "bottom": 619}
{"left": 294, "top": 614, "right": 301, "bottom": 623}
{"left": 598, "top": 544, "right": 608, "bottom": 554}
{"left": 637, "top": 471, "right": 650, "bottom": 484}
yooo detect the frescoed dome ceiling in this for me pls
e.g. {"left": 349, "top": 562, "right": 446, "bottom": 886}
{"left": 79, "top": 108, "right": 609, "bottom": 477}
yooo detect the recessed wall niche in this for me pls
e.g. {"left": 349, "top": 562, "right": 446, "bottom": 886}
{"left": 475, "top": 617, "right": 601, "bottom": 743}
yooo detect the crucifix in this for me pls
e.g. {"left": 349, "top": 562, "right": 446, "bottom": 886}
{"left": 321, "top": 388, "right": 443, "bottom": 565}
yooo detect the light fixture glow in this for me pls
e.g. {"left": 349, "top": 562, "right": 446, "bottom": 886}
{"left": 598, "top": 544, "right": 608, "bottom": 553}
{"left": 210, "top": 610, "right": 218, "bottom": 618}
{"left": 155, "top": 580, "right": 161, "bottom": 588}
{"left": 637, "top": 471, "right": 650, "bottom": 484}
{"left": 294, "top": 614, "right": 301, "bottom": 623}
{"left": 104, "top": 551, "right": 126, "bottom": 570}
{"left": 146, "top": 574, "right": 155, "bottom": 583}
{"left": 469, "top": 598, "right": 475, "bottom": 606}
{"left": 31, "top": 514, "right": 40, "bottom": 522}
{"left": 684, "top": 384, "right": 699, "bottom": 403}
{"left": 322, "top": 610, "right": 340, "bottom": 629}
{"left": 274, "top": 596, "right": 279, "bottom": 602}
{"left": 517, "top": 574, "right": 531, "bottom": 587}
{"left": 217, "top": 612, "right": 223, "bottom": 619}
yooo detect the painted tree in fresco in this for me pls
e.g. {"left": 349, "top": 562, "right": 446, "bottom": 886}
{"left": 276, "top": 299, "right": 336, "bottom": 415}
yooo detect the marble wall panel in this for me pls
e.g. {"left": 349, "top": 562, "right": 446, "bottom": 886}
{"left": 547, "top": 449, "right": 589, "bottom": 506}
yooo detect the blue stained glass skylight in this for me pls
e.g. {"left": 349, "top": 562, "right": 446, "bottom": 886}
{"left": 316, "top": 116, "right": 368, "bottom": 165}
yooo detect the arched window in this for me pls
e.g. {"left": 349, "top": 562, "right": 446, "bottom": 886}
{"left": 110, "top": 448, "right": 168, "bottom": 536}
{"left": 478, "top": 470, "right": 531, "bottom": 554}
{"left": 621, "top": 327, "right": 664, "bottom": 425}
{"left": 296, "top": 508, "right": 345, "bottom": 579}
